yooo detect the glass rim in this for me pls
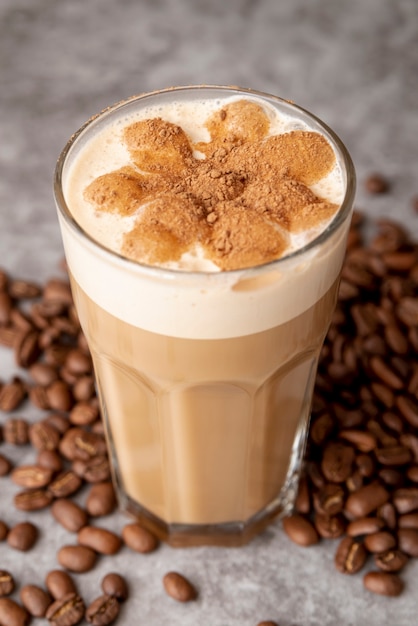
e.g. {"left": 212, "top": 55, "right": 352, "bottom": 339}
{"left": 54, "top": 84, "right": 356, "bottom": 279}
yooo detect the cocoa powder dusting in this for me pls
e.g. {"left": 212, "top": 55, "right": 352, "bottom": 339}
{"left": 83, "top": 99, "right": 338, "bottom": 270}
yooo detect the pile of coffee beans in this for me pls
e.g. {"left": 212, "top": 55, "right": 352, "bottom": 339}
{"left": 284, "top": 210, "right": 418, "bottom": 597}
{"left": 0, "top": 201, "right": 417, "bottom": 623}
{"left": 0, "top": 274, "right": 198, "bottom": 625}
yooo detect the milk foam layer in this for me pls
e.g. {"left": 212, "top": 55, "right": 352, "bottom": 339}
{"left": 58, "top": 88, "right": 352, "bottom": 338}
{"left": 65, "top": 97, "right": 344, "bottom": 270}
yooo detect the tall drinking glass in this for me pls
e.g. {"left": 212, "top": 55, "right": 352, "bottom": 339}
{"left": 54, "top": 86, "right": 355, "bottom": 546}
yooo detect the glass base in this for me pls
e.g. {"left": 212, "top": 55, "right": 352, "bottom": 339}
{"left": 115, "top": 471, "right": 299, "bottom": 548}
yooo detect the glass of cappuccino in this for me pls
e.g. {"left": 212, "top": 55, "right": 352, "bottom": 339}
{"left": 54, "top": 86, "right": 355, "bottom": 547}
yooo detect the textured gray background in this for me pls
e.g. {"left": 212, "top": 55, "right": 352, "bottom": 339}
{"left": 1, "top": 0, "right": 418, "bottom": 624}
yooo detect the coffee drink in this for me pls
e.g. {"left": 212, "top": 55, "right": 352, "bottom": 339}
{"left": 55, "top": 86, "right": 355, "bottom": 545}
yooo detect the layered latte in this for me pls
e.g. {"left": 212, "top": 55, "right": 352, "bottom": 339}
{"left": 55, "top": 86, "right": 354, "bottom": 545}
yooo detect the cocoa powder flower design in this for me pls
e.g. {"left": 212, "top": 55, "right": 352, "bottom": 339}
{"left": 84, "top": 99, "right": 338, "bottom": 271}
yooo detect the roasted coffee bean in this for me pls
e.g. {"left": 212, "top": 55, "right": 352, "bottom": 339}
{"left": 372, "top": 219, "right": 407, "bottom": 252}
{"left": 91, "top": 420, "right": 105, "bottom": 436}
{"left": 0, "top": 327, "right": 19, "bottom": 348}
{"left": 310, "top": 413, "right": 334, "bottom": 445}
{"left": 11, "top": 464, "right": 53, "bottom": 488}
{"left": 408, "top": 367, "right": 418, "bottom": 395}
{"left": 10, "top": 308, "right": 33, "bottom": 332}
{"left": 321, "top": 442, "right": 355, "bottom": 483}
{"left": 407, "top": 465, "right": 418, "bottom": 482}
{"left": 378, "top": 467, "right": 403, "bottom": 488}
{"left": 60, "top": 366, "right": 79, "bottom": 386}
{"left": 0, "top": 571, "right": 14, "bottom": 596}
{"left": 65, "top": 349, "right": 92, "bottom": 376}
{"left": 69, "top": 401, "right": 98, "bottom": 426}
{"left": 53, "top": 316, "right": 79, "bottom": 337}
{"left": 48, "top": 470, "right": 82, "bottom": 498}
{"left": 78, "top": 526, "right": 121, "bottom": 555}
{"left": 72, "top": 376, "right": 95, "bottom": 401}
{"left": 396, "top": 297, "right": 418, "bottom": 327}
{"left": 363, "top": 531, "right": 396, "bottom": 554}
{"left": 9, "top": 279, "right": 41, "bottom": 299}
{"left": 282, "top": 514, "right": 319, "bottom": 547}
{"left": 306, "top": 462, "right": 325, "bottom": 489}
{"left": 122, "top": 523, "right": 159, "bottom": 554}
{"left": 44, "top": 345, "right": 71, "bottom": 368}
{"left": 338, "top": 279, "right": 360, "bottom": 300}
{"left": 32, "top": 299, "right": 67, "bottom": 322}
{"left": 313, "top": 484, "right": 345, "bottom": 516}
{"left": 45, "top": 570, "right": 77, "bottom": 600}
{"left": 0, "top": 520, "right": 9, "bottom": 541}
{"left": 397, "top": 528, "right": 418, "bottom": 557}
{"left": 314, "top": 513, "right": 345, "bottom": 539}
{"left": 345, "top": 482, "right": 389, "bottom": 518}
{"left": 3, "top": 417, "right": 29, "bottom": 444}
{"left": 0, "top": 269, "right": 8, "bottom": 291}
{"left": 401, "top": 433, "right": 418, "bottom": 462}
{"left": 374, "top": 549, "right": 409, "bottom": 573}
{"left": 375, "top": 446, "right": 412, "bottom": 466}
{"left": 37, "top": 449, "right": 63, "bottom": 473}
{"left": 377, "top": 502, "right": 397, "bottom": 530}
{"left": 46, "top": 380, "right": 73, "bottom": 412}
{"left": 45, "top": 592, "right": 85, "bottom": 626}
{"left": 14, "top": 330, "right": 40, "bottom": 368}
{"left": 346, "top": 517, "right": 385, "bottom": 537}
{"left": 7, "top": 521, "right": 38, "bottom": 551}
{"left": 45, "top": 413, "right": 71, "bottom": 434}
{"left": 28, "top": 362, "right": 59, "bottom": 386}
{"left": 365, "top": 173, "right": 390, "bottom": 194}
{"left": 51, "top": 499, "right": 88, "bottom": 533}
{"left": 384, "top": 323, "right": 409, "bottom": 354}
{"left": 29, "top": 385, "right": 51, "bottom": 410}
{"left": 14, "top": 488, "right": 53, "bottom": 511}
{"left": 0, "top": 453, "right": 13, "bottom": 476}
{"left": 57, "top": 545, "right": 97, "bottom": 573}
{"left": 59, "top": 428, "right": 107, "bottom": 461}
{"left": 43, "top": 278, "right": 73, "bottom": 305}
{"left": 0, "top": 597, "right": 29, "bottom": 626}
{"left": 345, "top": 471, "right": 363, "bottom": 492}
{"left": 396, "top": 395, "right": 418, "bottom": 429}
{"left": 29, "top": 421, "right": 61, "bottom": 451}
{"left": 0, "top": 291, "right": 12, "bottom": 324}
{"left": 38, "top": 326, "right": 60, "bottom": 347}
{"left": 85, "top": 482, "right": 117, "bottom": 517}
{"left": 363, "top": 571, "right": 403, "bottom": 596}
{"left": 343, "top": 266, "right": 376, "bottom": 292}
{"left": 340, "top": 431, "right": 376, "bottom": 454}
{"left": 381, "top": 411, "right": 404, "bottom": 434}
{"left": 0, "top": 379, "right": 26, "bottom": 412}
{"left": 86, "top": 595, "right": 120, "bottom": 625}
{"left": 334, "top": 537, "right": 367, "bottom": 575}
{"left": 392, "top": 487, "right": 418, "bottom": 514}
{"left": 162, "top": 572, "right": 197, "bottom": 603}
{"left": 20, "top": 585, "right": 52, "bottom": 617}
{"left": 398, "top": 512, "right": 418, "bottom": 529}
{"left": 72, "top": 455, "right": 110, "bottom": 483}
{"left": 101, "top": 573, "right": 128, "bottom": 602}
{"left": 368, "top": 356, "right": 403, "bottom": 389}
